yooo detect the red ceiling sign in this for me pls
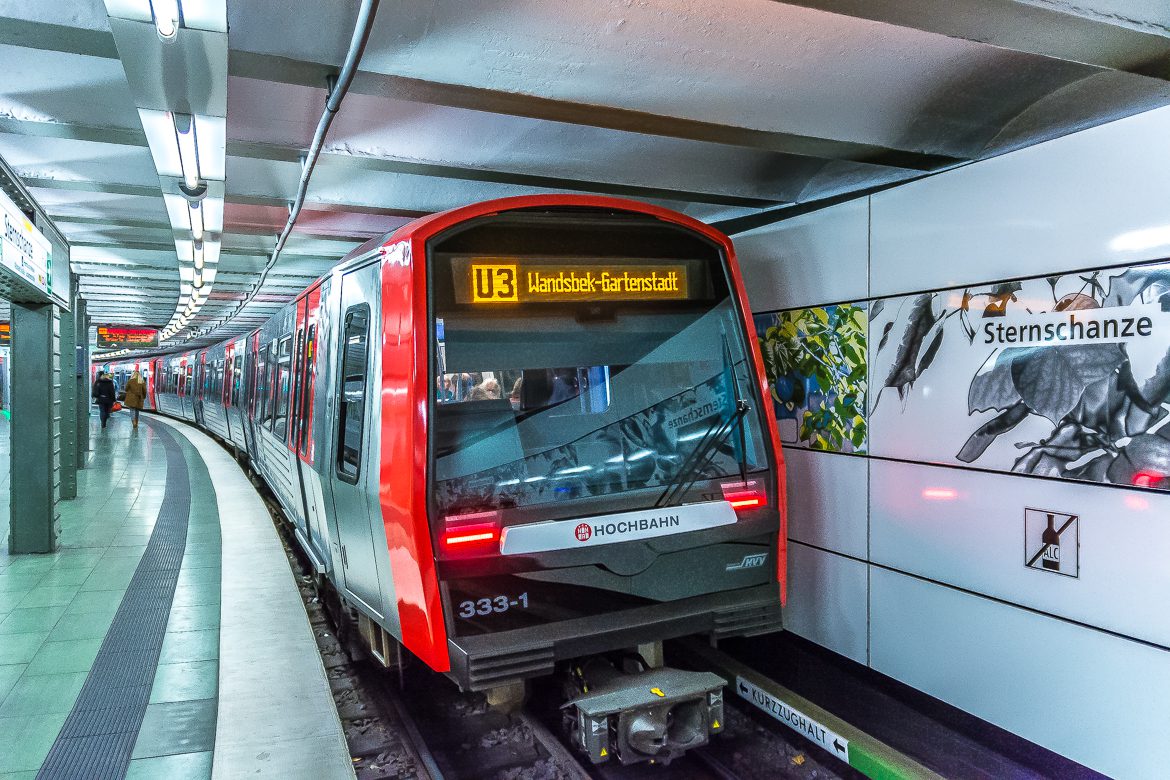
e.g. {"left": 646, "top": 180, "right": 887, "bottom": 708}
{"left": 96, "top": 325, "right": 159, "bottom": 349}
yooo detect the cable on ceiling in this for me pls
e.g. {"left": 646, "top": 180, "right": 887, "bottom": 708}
{"left": 196, "top": 0, "right": 381, "bottom": 342}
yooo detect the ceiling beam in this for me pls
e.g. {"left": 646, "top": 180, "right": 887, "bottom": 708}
{"left": 230, "top": 139, "right": 784, "bottom": 208}
{"left": 773, "top": 0, "right": 1170, "bottom": 79}
{"left": 230, "top": 52, "right": 963, "bottom": 171}
{"left": 51, "top": 212, "right": 377, "bottom": 243}
{"left": 22, "top": 176, "right": 429, "bottom": 219}
{"left": 0, "top": 116, "right": 784, "bottom": 207}
{"left": 0, "top": 17, "right": 961, "bottom": 171}
{"left": 70, "top": 237, "right": 345, "bottom": 262}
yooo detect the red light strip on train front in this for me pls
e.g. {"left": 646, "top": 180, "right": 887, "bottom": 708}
{"left": 439, "top": 510, "right": 501, "bottom": 556}
{"left": 720, "top": 480, "right": 766, "bottom": 513}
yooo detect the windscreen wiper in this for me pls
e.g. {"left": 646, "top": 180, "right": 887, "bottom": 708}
{"left": 654, "top": 397, "right": 749, "bottom": 508}
{"left": 654, "top": 332, "right": 754, "bottom": 508}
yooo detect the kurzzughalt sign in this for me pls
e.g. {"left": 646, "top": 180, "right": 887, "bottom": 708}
{"left": 0, "top": 188, "right": 52, "bottom": 298}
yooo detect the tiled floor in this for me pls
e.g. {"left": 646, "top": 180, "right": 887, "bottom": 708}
{"left": 0, "top": 413, "right": 221, "bottom": 778}
{"left": 1, "top": 409, "right": 352, "bottom": 779}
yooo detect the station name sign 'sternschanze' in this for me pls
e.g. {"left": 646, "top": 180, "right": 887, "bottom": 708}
{"left": 981, "top": 304, "right": 1163, "bottom": 347}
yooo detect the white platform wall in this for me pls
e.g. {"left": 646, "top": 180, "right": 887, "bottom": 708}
{"left": 736, "top": 104, "right": 1170, "bottom": 780}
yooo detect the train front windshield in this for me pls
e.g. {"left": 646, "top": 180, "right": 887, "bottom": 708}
{"left": 430, "top": 235, "right": 768, "bottom": 523}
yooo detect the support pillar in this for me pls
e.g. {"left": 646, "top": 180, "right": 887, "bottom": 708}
{"left": 10, "top": 301, "right": 60, "bottom": 553}
{"left": 75, "top": 297, "right": 89, "bottom": 469}
{"left": 59, "top": 273, "right": 78, "bottom": 499}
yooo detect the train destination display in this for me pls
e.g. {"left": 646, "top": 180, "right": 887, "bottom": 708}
{"left": 455, "top": 257, "right": 690, "bottom": 304}
{"left": 97, "top": 326, "right": 159, "bottom": 349}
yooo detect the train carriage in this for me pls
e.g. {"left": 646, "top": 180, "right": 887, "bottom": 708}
{"left": 137, "top": 195, "right": 787, "bottom": 765}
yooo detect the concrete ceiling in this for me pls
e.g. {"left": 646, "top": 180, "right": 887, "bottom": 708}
{"left": 0, "top": 0, "right": 1168, "bottom": 350}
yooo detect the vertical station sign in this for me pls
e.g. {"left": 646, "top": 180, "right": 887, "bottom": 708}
{"left": 0, "top": 188, "right": 52, "bottom": 299}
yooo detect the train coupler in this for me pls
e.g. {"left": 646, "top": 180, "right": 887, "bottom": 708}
{"left": 563, "top": 657, "right": 724, "bottom": 765}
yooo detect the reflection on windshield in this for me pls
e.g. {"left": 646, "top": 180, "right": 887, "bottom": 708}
{"left": 435, "top": 365, "right": 761, "bottom": 515}
{"left": 432, "top": 302, "right": 766, "bottom": 515}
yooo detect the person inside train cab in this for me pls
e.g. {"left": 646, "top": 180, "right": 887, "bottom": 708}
{"left": 124, "top": 370, "right": 147, "bottom": 430}
{"left": 508, "top": 377, "right": 523, "bottom": 410}
{"left": 467, "top": 378, "right": 501, "bottom": 401}
{"left": 92, "top": 372, "right": 117, "bottom": 430}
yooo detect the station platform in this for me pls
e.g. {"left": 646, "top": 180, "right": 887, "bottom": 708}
{"left": 0, "top": 413, "right": 354, "bottom": 779}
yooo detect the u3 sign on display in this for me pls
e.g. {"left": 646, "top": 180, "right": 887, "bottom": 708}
{"left": 868, "top": 260, "right": 1170, "bottom": 492}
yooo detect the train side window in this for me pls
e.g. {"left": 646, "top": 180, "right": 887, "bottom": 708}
{"left": 232, "top": 354, "right": 243, "bottom": 406}
{"left": 263, "top": 342, "right": 278, "bottom": 424}
{"left": 298, "top": 323, "right": 317, "bottom": 457}
{"left": 336, "top": 305, "right": 370, "bottom": 483}
{"left": 254, "top": 345, "right": 269, "bottom": 420}
{"left": 273, "top": 336, "right": 293, "bottom": 438}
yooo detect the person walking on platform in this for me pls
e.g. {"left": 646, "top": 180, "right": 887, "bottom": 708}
{"left": 124, "top": 370, "right": 147, "bottom": 430}
{"left": 92, "top": 372, "right": 117, "bottom": 430}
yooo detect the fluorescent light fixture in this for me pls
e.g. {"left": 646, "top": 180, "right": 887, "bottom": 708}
{"left": 192, "top": 273, "right": 204, "bottom": 290}
{"left": 201, "top": 196, "right": 224, "bottom": 231}
{"left": 189, "top": 201, "right": 204, "bottom": 242}
{"left": 176, "top": 0, "right": 226, "bottom": 32}
{"left": 139, "top": 109, "right": 181, "bottom": 178}
{"left": 194, "top": 116, "right": 226, "bottom": 181}
{"left": 151, "top": 0, "right": 181, "bottom": 39}
{"left": 193, "top": 241, "right": 205, "bottom": 270}
{"left": 172, "top": 113, "right": 200, "bottom": 191}
{"left": 103, "top": 2, "right": 154, "bottom": 26}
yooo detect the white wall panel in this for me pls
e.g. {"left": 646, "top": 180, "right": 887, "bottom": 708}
{"left": 870, "top": 567, "right": 1170, "bottom": 780}
{"left": 870, "top": 460, "right": 1170, "bottom": 649}
{"left": 871, "top": 105, "right": 1170, "bottom": 296}
{"left": 784, "top": 448, "right": 868, "bottom": 559}
{"left": 784, "top": 542, "right": 868, "bottom": 664}
{"left": 736, "top": 197, "right": 869, "bottom": 311}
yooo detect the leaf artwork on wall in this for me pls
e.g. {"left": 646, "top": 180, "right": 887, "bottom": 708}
{"left": 754, "top": 304, "right": 868, "bottom": 453}
{"left": 872, "top": 262, "right": 1170, "bottom": 491}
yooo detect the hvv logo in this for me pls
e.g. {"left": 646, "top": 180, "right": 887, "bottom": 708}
{"left": 726, "top": 553, "right": 768, "bottom": 571}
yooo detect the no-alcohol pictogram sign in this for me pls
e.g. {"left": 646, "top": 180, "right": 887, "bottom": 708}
{"left": 1024, "top": 508, "right": 1078, "bottom": 578}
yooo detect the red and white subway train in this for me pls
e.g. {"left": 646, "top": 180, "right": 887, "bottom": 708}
{"left": 99, "top": 195, "right": 787, "bottom": 764}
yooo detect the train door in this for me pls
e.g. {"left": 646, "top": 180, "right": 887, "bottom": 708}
{"left": 220, "top": 346, "right": 233, "bottom": 441}
{"left": 183, "top": 360, "right": 195, "bottom": 420}
{"left": 329, "top": 268, "right": 382, "bottom": 614}
{"left": 290, "top": 284, "right": 329, "bottom": 567}
{"left": 195, "top": 351, "right": 207, "bottom": 426}
{"left": 244, "top": 332, "right": 261, "bottom": 461}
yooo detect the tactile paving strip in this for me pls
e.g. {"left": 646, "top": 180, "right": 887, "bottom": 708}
{"left": 37, "top": 418, "right": 193, "bottom": 780}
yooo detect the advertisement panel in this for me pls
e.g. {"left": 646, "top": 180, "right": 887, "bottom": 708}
{"left": 868, "top": 260, "right": 1170, "bottom": 492}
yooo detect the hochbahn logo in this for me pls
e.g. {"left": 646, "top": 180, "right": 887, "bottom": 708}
{"left": 575, "top": 515, "right": 681, "bottom": 542}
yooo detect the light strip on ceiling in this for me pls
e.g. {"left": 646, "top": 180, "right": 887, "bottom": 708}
{"left": 150, "top": 0, "right": 180, "bottom": 39}
{"left": 189, "top": 201, "right": 204, "bottom": 242}
{"left": 173, "top": 113, "right": 201, "bottom": 193}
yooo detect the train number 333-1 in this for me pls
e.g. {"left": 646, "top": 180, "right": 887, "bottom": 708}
{"left": 458, "top": 592, "right": 530, "bottom": 618}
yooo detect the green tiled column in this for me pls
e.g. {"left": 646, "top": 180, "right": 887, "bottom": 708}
{"left": 9, "top": 301, "right": 60, "bottom": 554}
{"left": 74, "top": 297, "right": 89, "bottom": 470}
{"left": 59, "top": 272, "right": 78, "bottom": 501}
